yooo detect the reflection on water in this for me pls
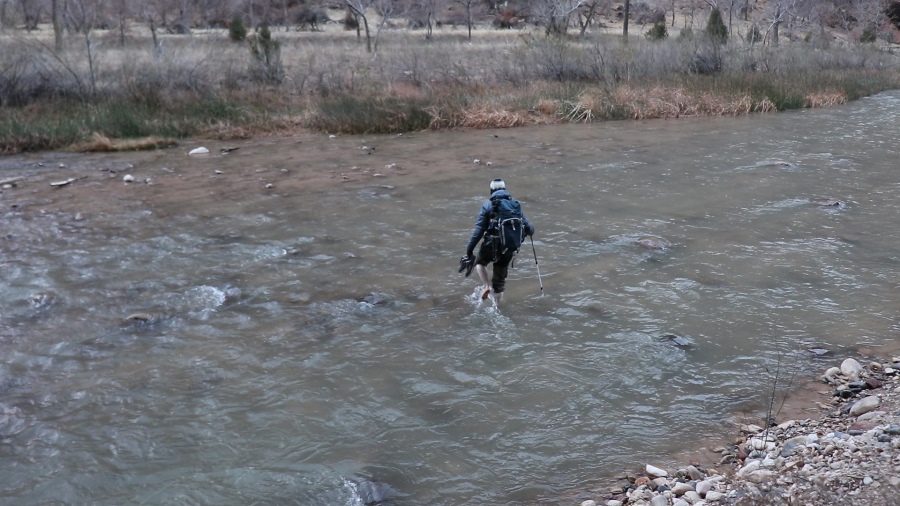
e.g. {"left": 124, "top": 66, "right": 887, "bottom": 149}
{"left": 3, "top": 92, "right": 900, "bottom": 505}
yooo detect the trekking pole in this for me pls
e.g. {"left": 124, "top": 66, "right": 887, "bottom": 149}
{"left": 530, "top": 236, "right": 543, "bottom": 296}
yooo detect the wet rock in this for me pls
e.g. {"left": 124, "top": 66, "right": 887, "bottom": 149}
{"left": 30, "top": 291, "right": 57, "bottom": 308}
{"left": 661, "top": 333, "right": 695, "bottom": 349}
{"left": 353, "top": 478, "right": 398, "bottom": 505}
{"left": 122, "top": 312, "right": 164, "bottom": 327}
{"left": 636, "top": 236, "right": 670, "bottom": 250}
{"left": 815, "top": 199, "right": 846, "bottom": 208}
{"left": 357, "top": 292, "right": 389, "bottom": 305}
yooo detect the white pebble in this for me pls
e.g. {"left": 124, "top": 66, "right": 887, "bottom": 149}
{"left": 123, "top": 174, "right": 135, "bottom": 183}
{"left": 188, "top": 147, "right": 209, "bottom": 155}
{"left": 645, "top": 463, "right": 668, "bottom": 477}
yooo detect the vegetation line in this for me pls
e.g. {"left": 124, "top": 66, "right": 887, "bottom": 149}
{"left": 1, "top": 5, "right": 899, "bottom": 153}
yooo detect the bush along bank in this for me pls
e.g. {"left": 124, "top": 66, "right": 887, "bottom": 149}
{"left": 2, "top": 32, "right": 900, "bottom": 153}
{"left": 583, "top": 356, "right": 900, "bottom": 506}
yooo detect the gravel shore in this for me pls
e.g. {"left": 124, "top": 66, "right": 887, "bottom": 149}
{"left": 580, "top": 354, "right": 900, "bottom": 506}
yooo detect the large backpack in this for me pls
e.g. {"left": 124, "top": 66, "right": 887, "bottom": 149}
{"left": 490, "top": 195, "right": 525, "bottom": 254}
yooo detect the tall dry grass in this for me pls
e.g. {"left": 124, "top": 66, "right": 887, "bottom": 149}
{"left": 1, "top": 25, "right": 898, "bottom": 152}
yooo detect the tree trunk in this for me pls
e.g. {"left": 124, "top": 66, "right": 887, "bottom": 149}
{"left": 728, "top": 0, "right": 733, "bottom": 36}
{"left": 52, "top": 0, "right": 64, "bottom": 50}
{"left": 623, "top": 0, "right": 630, "bottom": 39}
{"left": 363, "top": 16, "right": 371, "bottom": 52}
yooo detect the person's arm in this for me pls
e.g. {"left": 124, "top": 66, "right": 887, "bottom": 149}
{"left": 523, "top": 213, "right": 535, "bottom": 237}
{"left": 465, "top": 205, "right": 489, "bottom": 256}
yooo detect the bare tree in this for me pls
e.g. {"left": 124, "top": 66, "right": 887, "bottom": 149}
{"left": 623, "top": 0, "right": 629, "bottom": 37}
{"left": 343, "top": 0, "right": 377, "bottom": 52}
{"left": 577, "top": 0, "right": 610, "bottom": 36}
{"left": 452, "top": 0, "right": 479, "bottom": 40}
{"left": 532, "top": 0, "right": 585, "bottom": 35}
{"left": 764, "top": 0, "right": 797, "bottom": 45}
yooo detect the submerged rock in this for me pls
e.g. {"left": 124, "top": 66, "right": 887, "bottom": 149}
{"left": 660, "top": 333, "right": 695, "bottom": 349}
{"left": 353, "top": 478, "right": 399, "bottom": 505}
{"left": 636, "top": 237, "right": 670, "bottom": 251}
{"left": 30, "top": 291, "right": 57, "bottom": 309}
{"left": 122, "top": 312, "right": 165, "bottom": 327}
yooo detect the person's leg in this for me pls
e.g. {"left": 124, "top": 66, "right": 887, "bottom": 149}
{"left": 476, "top": 264, "right": 491, "bottom": 298}
{"left": 490, "top": 250, "right": 515, "bottom": 303}
{"left": 475, "top": 241, "right": 494, "bottom": 299}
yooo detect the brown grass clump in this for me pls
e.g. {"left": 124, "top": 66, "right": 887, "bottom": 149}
{"left": 805, "top": 92, "right": 847, "bottom": 108}
{"left": 457, "top": 106, "right": 531, "bottom": 129}
{"left": 612, "top": 87, "right": 691, "bottom": 119}
{"left": 73, "top": 133, "right": 178, "bottom": 152}
{"left": 535, "top": 98, "right": 561, "bottom": 117}
{"left": 753, "top": 97, "right": 778, "bottom": 113}
{"left": 565, "top": 93, "right": 605, "bottom": 122}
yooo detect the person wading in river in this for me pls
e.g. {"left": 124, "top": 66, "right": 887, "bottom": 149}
{"left": 463, "top": 179, "right": 535, "bottom": 304}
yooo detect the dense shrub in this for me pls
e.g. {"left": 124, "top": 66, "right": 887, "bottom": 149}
{"left": 706, "top": 8, "right": 728, "bottom": 44}
{"left": 248, "top": 24, "right": 284, "bottom": 84}
{"left": 229, "top": 14, "right": 247, "bottom": 42}
{"left": 646, "top": 22, "right": 668, "bottom": 41}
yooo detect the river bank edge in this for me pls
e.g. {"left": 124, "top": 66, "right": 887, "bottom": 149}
{"left": 574, "top": 348, "right": 900, "bottom": 506}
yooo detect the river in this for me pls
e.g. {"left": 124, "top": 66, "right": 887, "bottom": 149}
{"left": 2, "top": 91, "right": 900, "bottom": 505}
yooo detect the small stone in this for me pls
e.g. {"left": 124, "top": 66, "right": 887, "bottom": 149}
{"left": 645, "top": 464, "right": 668, "bottom": 477}
{"left": 696, "top": 480, "right": 713, "bottom": 496}
{"left": 706, "top": 490, "right": 725, "bottom": 501}
{"left": 849, "top": 396, "right": 880, "bottom": 417}
{"left": 580, "top": 501, "right": 596, "bottom": 506}
{"left": 123, "top": 174, "right": 135, "bottom": 183}
{"left": 823, "top": 367, "right": 842, "bottom": 382}
{"left": 188, "top": 147, "right": 209, "bottom": 155}
{"left": 685, "top": 465, "right": 704, "bottom": 481}
{"left": 841, "top": 358, "right": 863, "bottom": 379}
{"left": 865, "top": 377, "right": 883, "bottom": 389}
{"left": 265, "top": 183, "right": 274, "bottom": 189}
{"left": 650, "top": 495, "right": 667, "bottom": 506}
{"left": 682, "top": 491, "right": 702, "bottom": 503}
{"left": 671, "top": 482, "right": 694, "bottom": 495}
{"left": 863, "top": 476, "right": 874, "bottom": 485}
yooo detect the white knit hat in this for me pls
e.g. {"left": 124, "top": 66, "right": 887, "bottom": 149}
{"left": 490, "top": 178, "right": 505, "bottom": 191}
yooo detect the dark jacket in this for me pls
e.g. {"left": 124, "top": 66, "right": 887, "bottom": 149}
{"left": 465, "top": 189, "right": 535, "bottom": 256}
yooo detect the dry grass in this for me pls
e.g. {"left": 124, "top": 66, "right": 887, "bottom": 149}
{"left": 805, "top": 92, "right": 848, "bottom": 107}
{"left": 71, "top": 133, "right": 178, "bottom": 152}
{"left": 1, "top": 21, "right": 898, "bottom": 151}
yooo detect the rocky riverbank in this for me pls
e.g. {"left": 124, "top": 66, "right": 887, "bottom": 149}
{"left": 580, "top": 355, "right": 900, "bottom": 506}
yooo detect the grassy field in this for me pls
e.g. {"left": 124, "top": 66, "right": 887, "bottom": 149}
{"left": 1, "top": 17, "right": 899, "bottom": 154}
